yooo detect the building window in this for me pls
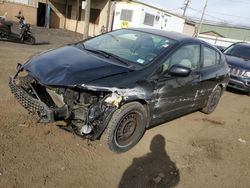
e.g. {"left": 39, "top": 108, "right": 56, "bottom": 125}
{"left": 90, "top": 8, "right": 101, "bottom": 24}
{"left": 79, "top": 8, "right": 101, "bottom": 24}
{"left": 78, "top": 6, "right": 82, "bottom": 21}
{"left": 143, "top": 13, "right": 155, "bottom": 26}
{"left": 120, "top": 9, "right": 133, "bottom": 21}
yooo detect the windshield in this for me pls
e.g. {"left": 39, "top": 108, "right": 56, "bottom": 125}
{"left": 83, "top": 29, "right": 176, "bottom": 65}
{"left": 224, "top": 44, "right": 250, "bottom": 60}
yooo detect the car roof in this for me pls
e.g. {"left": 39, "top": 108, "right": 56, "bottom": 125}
{"left": 234, "top": 42, "right": 250, "bottom": 47}
{"left": 127, "top": 27, "right": 195, "bottom": 41}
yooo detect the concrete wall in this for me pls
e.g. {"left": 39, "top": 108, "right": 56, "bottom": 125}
{"left": 4, "top": 0, "right": 47, "bottom": 8}
{"left": 0, "top": 1, "right": 37, "bottom": 25}
{"left": 65, "top": 0, "right": 110, "bottom": 36}
{"left": 49, "top": 0, "right": 66, "bottom": 28}
{"left": 183, "top": 23, "right": 195, "bottom": 37}
{"left": 5, "top": 0, "right": 28, "bottom": 4}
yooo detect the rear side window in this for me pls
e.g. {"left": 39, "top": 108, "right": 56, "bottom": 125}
{"left": 203, "top": 47, "right": 220, "bottom": 67}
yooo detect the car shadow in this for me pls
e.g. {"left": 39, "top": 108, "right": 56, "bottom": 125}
{"left": 33, "top": 41, "right": 50, "bottom": 45}
{"left": 118, "top": 134, "right": 180, "bottom": 188}
{"left": 0, "top": 39, "right": 50, "bottom": 45}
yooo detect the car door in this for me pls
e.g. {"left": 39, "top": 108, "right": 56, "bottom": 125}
{"left": 151, "top": 43, "right": 202, "bottom": 123}
{"left": 199, "top": 45, "right": 225, "bottom": 105}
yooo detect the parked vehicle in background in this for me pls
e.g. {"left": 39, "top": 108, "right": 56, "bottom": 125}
{"left": 224, "top": 42, "right": 250, "bottom": 95}
{"left": 0, "top": 12, "right": 7, "bottom": 20}
{"left": 9, "top": 28, "right": 229, "bottom": 153}
{"left": 0, "top": 12, "right": 35, "bottom": 45}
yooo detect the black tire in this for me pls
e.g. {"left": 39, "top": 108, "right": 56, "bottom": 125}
{"left": 23, "top": 35, "right": 35, "bottom": 45}
{"left": 102, "top": 102, "right": 147, "bottom": 153}
{"left": 201, "top": 86, "right": 222, "bottom": 114}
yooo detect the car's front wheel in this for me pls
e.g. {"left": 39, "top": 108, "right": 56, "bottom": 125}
{"left": 103, "top": 102, "right": 147, "bottom": 153}
{"left": 201, "top": 86, "right": 222, "bottom": 114}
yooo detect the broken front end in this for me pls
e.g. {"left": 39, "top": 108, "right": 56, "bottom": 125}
{"left": 9, "top": 68, "right": 120, "bottom": 140}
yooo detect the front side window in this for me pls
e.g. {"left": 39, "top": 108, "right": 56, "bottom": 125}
{"left": 162, "top": 44, "right": 200, "bottom": 72}
{"left": 83, "top": 29, "right": 177, "bottom": 66}
{"left": 120, "top": 9, "right": 133, "bottom": 21}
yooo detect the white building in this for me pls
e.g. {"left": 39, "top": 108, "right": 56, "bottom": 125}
{"left": 112, "top": 1, "right": 185, "bottom": 33}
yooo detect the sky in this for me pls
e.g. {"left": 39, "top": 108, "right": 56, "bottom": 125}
{"left": 142, "top": 0, "right": 250, "bottom": 27}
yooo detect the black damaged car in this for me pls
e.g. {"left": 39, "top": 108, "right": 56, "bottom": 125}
{"left": 9, "top": 28, "right": 229, "bottom": 152}
{"left": 224, "top": 42, "right": 250, "bottom": 95}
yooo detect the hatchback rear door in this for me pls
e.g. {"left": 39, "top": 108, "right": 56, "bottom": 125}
{"left": 199, "top": 44, "right": 226, "bottom": 105}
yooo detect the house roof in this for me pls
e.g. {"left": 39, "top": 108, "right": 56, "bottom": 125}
{"left": 200, "top": 24, "right": 250, "bottom": 41}
{"left": 200, "top": 31, "right": 225, "bottom": 37}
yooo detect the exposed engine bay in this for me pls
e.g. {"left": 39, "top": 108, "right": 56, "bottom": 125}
{"left": 9, "top": 72, "right": 122, "bottom": 140}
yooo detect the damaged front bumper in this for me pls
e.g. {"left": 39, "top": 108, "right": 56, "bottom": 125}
{"left": 8, "top": 72, "right": 118, "bottom": 140}
{"left": 9, "top": 76, "right": 69, "bottom": 122}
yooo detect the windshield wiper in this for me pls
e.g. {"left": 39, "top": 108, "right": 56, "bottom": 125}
{"left": 84, "top": 48, "right": 130, "bottom": 66}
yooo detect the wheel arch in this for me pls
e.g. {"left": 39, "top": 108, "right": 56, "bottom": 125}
{"left": 122, "top": 98, "right": 150, "bottom": 128}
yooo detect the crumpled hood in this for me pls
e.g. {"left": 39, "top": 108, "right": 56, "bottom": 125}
{"left": 226, "top": 55, "right": 250, "bottom": 70}
{"left": 23, "top": 45, "right": 132, "bottom": 86}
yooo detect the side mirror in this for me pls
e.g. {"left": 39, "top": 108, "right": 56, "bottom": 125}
{"left": 168, "top": 64, "right": 191, "bottom": 77}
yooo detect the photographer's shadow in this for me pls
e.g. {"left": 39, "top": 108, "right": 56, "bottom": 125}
{"left": 119, "top": 134, "right": 180, "bottom": 188}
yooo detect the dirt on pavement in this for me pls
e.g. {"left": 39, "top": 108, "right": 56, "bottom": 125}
{"left": 0, "top": 26, "right": 249, "bottom": 188}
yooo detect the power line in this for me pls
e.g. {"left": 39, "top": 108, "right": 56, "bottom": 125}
{"left": 188, "top": 7, "right": 228, "bottom": 22}
{"left": 230, "top": 0, "right": 250, "bottom": 4}
{"left": 188, "top": 7, "right": 250, "bottom": 21}
{"left": 165, "top": 7, "right": 184, "bottom": 12}
{"left": 206, "top": 10, "right": 250, "bottom": 20}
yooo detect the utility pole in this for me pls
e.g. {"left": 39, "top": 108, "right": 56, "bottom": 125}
{"left": 83, "top": 0, "right": 91, "bottom": 39}
{"left": 195, "top": 0, "right": 208, "bottom": 37}
{"left": 64, "top": 0, "right": 68, "bottom": 29}
{"left": 75, "top": 0, "right": 79, "bottom": 32}
{"left": 182, "top": 0, "right": 191, "bottom": 17}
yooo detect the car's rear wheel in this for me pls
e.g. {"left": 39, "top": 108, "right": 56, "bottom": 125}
{"left": 102, "top": 102, "right": 147, "bottom": 153}
{"left": 201, "top": 86, "right": 222, "bottom": 114}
